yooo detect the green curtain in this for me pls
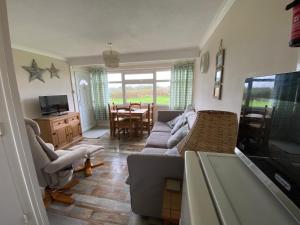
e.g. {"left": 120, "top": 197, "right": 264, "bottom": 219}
{"left": 170, "top": 61, "right": 194, "bottom": 110}
{"left": 90, "top": 67, "right": 109, "bottom": 121}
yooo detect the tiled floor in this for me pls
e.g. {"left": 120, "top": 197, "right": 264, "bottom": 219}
{"left": 47, "top": 132, "right": 162, "bottom": 225}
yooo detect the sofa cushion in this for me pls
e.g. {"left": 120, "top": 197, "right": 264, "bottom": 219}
{"left": 142, "top": 148, "right": 169, "bottom": 155}
{"left": 165, "top": 147, "right": 180, "bottom": 156}
{"left": 152, "top": 121, "right": 172, "bottom": 133}
{"left": 171, "top": 115, "right": 187, "bottom": 135}
{"left": 186, "top": 112, "right": 197, "bottom": 129}
{"left": 167, "top": 114, "right": 182, "bottom": 128}
{"left": 183, "top": 104, "right": 194, "bottom": 115}
{"left": 145, "top": 132, "right": 171, "bottom": 148}
{"left": 167, "top": 124, "right": 189, "bottom": 149}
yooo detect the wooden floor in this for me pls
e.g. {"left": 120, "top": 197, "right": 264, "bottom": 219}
{"left": 47, "top": 132, "right": 162, "bottom": 225}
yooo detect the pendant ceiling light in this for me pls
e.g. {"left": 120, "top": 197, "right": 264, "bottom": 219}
{"left": 102, "top": 43, "right": 120, "bottom": 68}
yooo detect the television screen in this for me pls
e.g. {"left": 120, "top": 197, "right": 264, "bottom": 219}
{"left": 39, "top": 95, "right": 69, "bottom": 115}
{"left": 237, "top": 72, "right": 300, "bottom": 210}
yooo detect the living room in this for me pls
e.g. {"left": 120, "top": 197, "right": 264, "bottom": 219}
{"left": 0, "top": 0, "right": 300, "bottom": 225}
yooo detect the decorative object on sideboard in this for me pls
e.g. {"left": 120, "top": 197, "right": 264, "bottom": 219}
{"left": 47, "top": 63, "right": 60, "bottom": 79}
{"left": 200, "top": 51, "right": 209, "bottom": 73}
{"left": 213, "top": 40, "right": 225, "bottom": 100}
{"left": 22, "top": 59, "right": 47, "bottom": 83}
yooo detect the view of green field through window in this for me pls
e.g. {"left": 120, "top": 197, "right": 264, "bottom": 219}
{"left": 108, "top": 71, "right": 171, "bottom": 105}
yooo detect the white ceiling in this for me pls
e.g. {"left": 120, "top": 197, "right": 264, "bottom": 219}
{"left": 7, "top": 0, "right": 225, "bottom": 59}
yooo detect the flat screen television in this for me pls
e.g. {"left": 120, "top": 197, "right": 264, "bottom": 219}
{"left": 39, "top": 95, "right": 69, "bottom": 115}
{"left": 237, "top": 72, "right": 300, "bottom": 219}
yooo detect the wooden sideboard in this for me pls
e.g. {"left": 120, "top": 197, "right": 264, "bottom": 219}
{"left": 34, "top": 112, "right": 83, "bottom": 150}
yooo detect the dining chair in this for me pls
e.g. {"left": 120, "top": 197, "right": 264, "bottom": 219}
{"left": 143, "top": 104, "right": 151, "bottom": 135}
{"left": 108, "top": 103, "right": 115, "bottom": 136}
{"left": 149, "top": 103, "right": 155, "bottom": 128}
{"left": 115, "top": 106, "right": 134, "bottom": 139}
{"left": 242, "top": 105, "right": 274, "bottom": 145}
{"left": 130, "top": 102, "right": 142, "bottom": 109}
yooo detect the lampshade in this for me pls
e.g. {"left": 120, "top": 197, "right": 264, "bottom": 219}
{"left": 102, "top": 43, "right": 120, "bottom": 68}
{"left": 178, "top": 110, "right": 238, "bottom": 156}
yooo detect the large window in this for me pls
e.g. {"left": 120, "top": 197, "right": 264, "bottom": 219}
{"left": 156, "top": 71, "right": 170, "bottom": 105}
{"left": 108, "top": 73, "right": 123, "bottom": 104}
{"left": 107, "top": 70, "right": 171, "bottom": 105}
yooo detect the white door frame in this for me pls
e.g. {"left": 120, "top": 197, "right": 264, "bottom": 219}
{"left": 0, "top": 0, "right": 49, "bottom": 224}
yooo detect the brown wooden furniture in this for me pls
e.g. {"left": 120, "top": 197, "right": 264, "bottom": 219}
{"left": 115, "top": 106, "right": 134, "bottom": 139}
{"left": 34, "top": 112, "right": 83, "bottom": 149}
{"left": 143, "top": 104, "right": 152, "bottom": 135}
{"left": 111, "top": 108, "right": 148, "bottom": 136}
{"left": 130, "top": 102, "right": 142, "bottom": 109}
{"left": 162, "top": 178, "right": 182, "bottom": 225}
{"left": 108, "top": 103, "right": 116, "bottom": 136}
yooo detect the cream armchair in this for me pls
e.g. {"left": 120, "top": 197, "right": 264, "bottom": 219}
{"left": 24, "top": 118, "right": 87, "bottom": 205}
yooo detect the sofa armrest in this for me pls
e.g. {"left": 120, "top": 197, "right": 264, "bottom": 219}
{"left": 127, "top": 154, "right": 184, "bottom": 218}
{"left": 44, "top": 148, "right": 87, "bottom": 174}
{"left": 157, "top": 110, "right": 184, "bottom": 122}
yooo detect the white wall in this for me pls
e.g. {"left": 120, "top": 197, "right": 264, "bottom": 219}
{"left": 194, "top": 0, "right": 298, "bottom": 115}
{"left": 12, "top": 49, "right": 75, "bottom": 118}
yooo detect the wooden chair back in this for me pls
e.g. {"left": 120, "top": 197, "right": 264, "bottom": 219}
{"left": 130, "top": 102, "right": 142, "bottom": 109}
{"left": 116, "top": 106, "right": 132, "bottom": 121}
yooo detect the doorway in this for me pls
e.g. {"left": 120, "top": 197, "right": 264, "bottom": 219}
{"left": 74, "top": 69, "right": 96, "bottom": 132}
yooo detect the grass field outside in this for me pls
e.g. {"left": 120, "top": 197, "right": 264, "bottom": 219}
{"left": 248, "top": 99, "right": 273, "bottom": 108}
{"left": 110, "top": 96, "right": 169, "bottom": 105}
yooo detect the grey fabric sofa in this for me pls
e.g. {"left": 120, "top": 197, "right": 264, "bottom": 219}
{"left": 127, "top": 109, "right": 196, "bottom": 218}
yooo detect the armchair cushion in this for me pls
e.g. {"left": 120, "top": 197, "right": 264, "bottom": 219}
{"left": 44, "top": 147, "right": 87, "bottom": 174}
{"left": 37, "top": 136, "right": 58, "bottom": 161}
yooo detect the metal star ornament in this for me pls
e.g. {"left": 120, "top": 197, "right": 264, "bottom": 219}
{"left": 22, "top": 59, "right": 46, "bottom": 83}
{"left": 48, "top": 63, "right": 60, "bottom": 79}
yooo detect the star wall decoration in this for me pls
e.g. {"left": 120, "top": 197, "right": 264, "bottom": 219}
{"left": 48, "top": 63, "right": 60, "bottom": 79}
{"left": 22, "top": 59, "right": 46, "bottom": 83}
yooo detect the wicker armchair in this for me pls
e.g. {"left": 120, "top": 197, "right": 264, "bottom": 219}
{"left": 178, "top": 110, "right": 238, "bottom": 156}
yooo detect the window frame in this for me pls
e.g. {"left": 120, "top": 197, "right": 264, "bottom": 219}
{"left": 107, "top": 68, "right": 171, "bottom": 105}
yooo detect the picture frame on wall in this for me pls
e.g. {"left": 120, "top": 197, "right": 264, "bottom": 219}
{"left": 214, "top": 67, "right": 223, "bottom": 85}
{"left": 213, "top": 84, "right": 222, "bottom": 99}
{"left": 213, "top": 39, "right": 225, "bottom": 100}
{"left": 216, "top": 49, "right": 225, "bottom": 68}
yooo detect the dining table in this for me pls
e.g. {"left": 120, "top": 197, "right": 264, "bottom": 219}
{"left": 111, "top": 108, "right": 148, "bottom": 135}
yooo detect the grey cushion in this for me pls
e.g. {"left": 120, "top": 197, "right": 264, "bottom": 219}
{"left": 142, "top": 148, "right": 169, "bottom": 155}
{"left": 171, "top": 115, "right": 187, "bottom": 135}
{"left": 145, "top": 132, "right": 171, "bottom": 148}
{"left": 167, "top": 115, "right": 182, "bottom": 128}
{"left": 165, "top": 147, "right": 180, "bottom": 156}
{"left": 37, "top": 136, "right": 59, "bottom": 161}
{"left": 186, "top": 112, "right": 197, "bottom": 129}
{"left": 152, "top": 121, "right": 172, "bottom": 133}
{"left": 183, "top": 104, "right": 194, "bottom": 114}
{"left": 167, "top": 124, "right": 189, "bottom": 148}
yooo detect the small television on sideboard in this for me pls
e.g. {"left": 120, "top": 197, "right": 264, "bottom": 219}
{"left": 236, "top": 71, "right": 300, "bottom": 219}
{"left": 39, "top": 95, "right": 69, "bottom": 116}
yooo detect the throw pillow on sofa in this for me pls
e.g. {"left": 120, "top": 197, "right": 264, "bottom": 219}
{"left": 168, "top": 124, "right": 189, "bottom": 148}
{"left": 167, "top": 114, "right": 182, "bottom": 128}
{"left": 171, "top": 115, "right": 187, "bottom": 135}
